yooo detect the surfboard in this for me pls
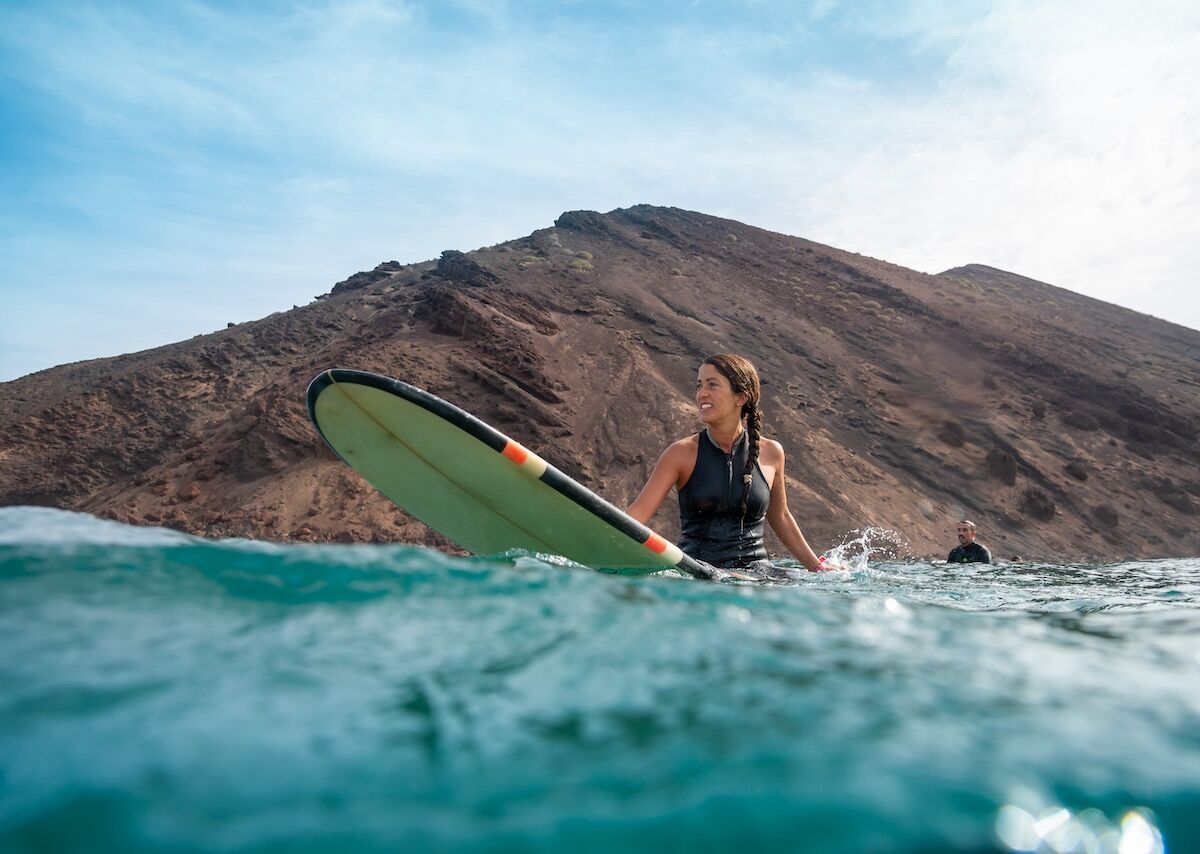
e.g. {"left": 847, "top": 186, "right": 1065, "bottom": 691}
{"left": 306, "top": 369, "right": 711, "bottom": 578}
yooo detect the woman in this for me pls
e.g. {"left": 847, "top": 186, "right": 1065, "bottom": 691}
{"left": 627, "top": 354, "right": 829, "bottom": 573}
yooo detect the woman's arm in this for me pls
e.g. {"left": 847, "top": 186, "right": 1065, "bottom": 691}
{"left": 763, "top": 441, "right": 827, "bottom": 572}
{"left": 627, "top": 440, "right": 689, "bottom": 525}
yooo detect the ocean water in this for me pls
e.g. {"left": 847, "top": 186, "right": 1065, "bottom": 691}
{"left": 1, "top": 508, "right": 1198, "bottom": 854}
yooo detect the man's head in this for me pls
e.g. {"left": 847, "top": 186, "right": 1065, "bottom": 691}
{"left": 956, "top": 520, "right": 977, "bottom": 545}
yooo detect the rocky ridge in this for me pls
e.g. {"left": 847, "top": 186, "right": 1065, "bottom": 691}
{"left": 2, "top": 205, "right": 1198, "bottom": 560}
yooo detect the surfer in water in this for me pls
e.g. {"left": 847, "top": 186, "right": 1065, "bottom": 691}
{"left": 947, "top": 520, "right": 991, "bottom": 564}
{"left": 627, "top": 353, "right": 833, "bottom": 577}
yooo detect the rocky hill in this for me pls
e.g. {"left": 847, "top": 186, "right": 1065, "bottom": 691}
{"left": 2, "top": 205, "right": 1198, "bottom": 560}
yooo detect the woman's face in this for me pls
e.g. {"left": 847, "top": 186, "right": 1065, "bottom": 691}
{"left": 695, "top": 363, "right": 746, "bottom": 424}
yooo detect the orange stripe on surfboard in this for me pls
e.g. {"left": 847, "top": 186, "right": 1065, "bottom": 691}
{"left": 501, "top": 441, "right": 529, "bottom": 464}
{"left": 643, "top": 533, "right": 669, "bottom": 554}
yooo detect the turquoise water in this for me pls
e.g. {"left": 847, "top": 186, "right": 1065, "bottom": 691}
{"left": 1, "top": 508, "right": 1198, "bottom": 853}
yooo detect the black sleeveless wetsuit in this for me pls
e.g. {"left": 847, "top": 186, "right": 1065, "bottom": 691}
{"left": 677, "top": 430, "right": 771, "bottom": 569}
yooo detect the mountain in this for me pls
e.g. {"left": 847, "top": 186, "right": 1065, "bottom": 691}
{"left": 2, "top": 205, "right": 1198, "bottom": 560}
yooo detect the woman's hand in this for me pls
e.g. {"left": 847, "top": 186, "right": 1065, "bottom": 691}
{"left": 814, "top": 555, "right": 849, "bottom": 571}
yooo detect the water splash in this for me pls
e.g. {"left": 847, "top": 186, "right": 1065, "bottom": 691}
{"left": 823, "top": 525, "right": 909, "bottom": 571}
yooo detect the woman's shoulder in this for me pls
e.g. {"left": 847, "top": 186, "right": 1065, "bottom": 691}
{"left": 655, "top": 434, "right": 698, "bottom": 477}
{"left": 758, "top": 437, "right": 785, "bottom": 463}
{"left": 667, "top": 433, "right": 700, "bottom": 456}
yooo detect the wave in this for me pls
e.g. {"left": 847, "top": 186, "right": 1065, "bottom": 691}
{"left": 2, "top": 509, "right": 1199, "bottom": 853}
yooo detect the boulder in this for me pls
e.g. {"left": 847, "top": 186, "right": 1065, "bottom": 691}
{"left": 987, "top": 448, "right": 1018, "bottom": 485}
{"left": 1063, "top": 411, "right": 1100, "bottom": 431}
{"left": 1092, "top": 504, "right": 1119, "bottom": 528}
{"left": 436, "top": 250, "right": 499, "bottom": 287}
{"left": 1019, "top": 487, "right": 1056, "bottom": 522}
{"left": 938, "top": 420, "right": 965, "bottom": 447}
{"left": 1063, "top": 460, "right": 1089, "bottom": 481}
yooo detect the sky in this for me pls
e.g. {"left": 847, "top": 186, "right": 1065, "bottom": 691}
{"left": 2, "top": 0, "right": 1198, "bottom": 382}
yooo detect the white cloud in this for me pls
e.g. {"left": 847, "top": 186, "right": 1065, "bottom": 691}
{"left": 766, "top": 0, "right": 1200, "bottom": 326}
{"left": 3, "top": 0, "right": 1199, "bottom": 380}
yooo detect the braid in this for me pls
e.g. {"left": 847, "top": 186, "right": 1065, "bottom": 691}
{"left": 739, "top": 404, "right": 763, "bottom": 520}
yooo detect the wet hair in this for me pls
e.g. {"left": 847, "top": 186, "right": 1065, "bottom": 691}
{"left": 703, "top": 354, "right": 763, "bottom": 520}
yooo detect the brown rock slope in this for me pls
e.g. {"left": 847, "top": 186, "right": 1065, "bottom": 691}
{"left": 2, "top": 205, "right": 1198, "bottom": 560}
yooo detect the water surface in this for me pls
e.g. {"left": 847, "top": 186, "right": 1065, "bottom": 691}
{"left": 2, "top": 508, "right": 1197, "bottom": 852}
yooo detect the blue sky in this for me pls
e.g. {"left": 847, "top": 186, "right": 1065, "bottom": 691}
{"left": 2, "top": 0, "right": 1198, "bottom": 381}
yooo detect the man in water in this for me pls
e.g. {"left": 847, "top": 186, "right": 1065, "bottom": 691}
{"left": 947, "top": 520, "right": 991, "bottom": 564}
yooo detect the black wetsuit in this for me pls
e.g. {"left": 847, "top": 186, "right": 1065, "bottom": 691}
{"left": 678, "top": 430, "right": 771, "bottom": 569}
{"left": 947, "top": 542, "right": 991, "bottom": 564}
